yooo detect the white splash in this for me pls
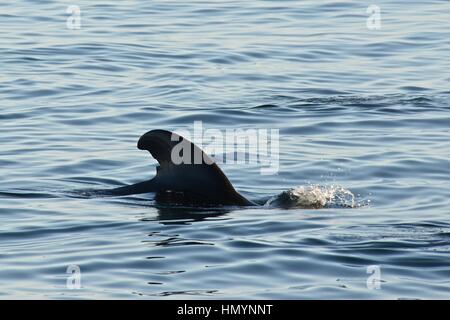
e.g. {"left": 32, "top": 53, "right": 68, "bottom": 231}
{"left": 264, "top": 185, "right": 357, "bottom": 209}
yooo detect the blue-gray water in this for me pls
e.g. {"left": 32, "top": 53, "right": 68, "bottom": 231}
{"left": 1, "top": 0, "right": 450, "bottom": 299}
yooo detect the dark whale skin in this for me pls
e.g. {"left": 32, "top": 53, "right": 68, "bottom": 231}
{"left": 107, "top": 129, "right": 255, "bottom": 207}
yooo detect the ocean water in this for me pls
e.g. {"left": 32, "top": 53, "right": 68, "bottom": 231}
{"left": 1, "top": 0, "right": 450, "bottom": 299}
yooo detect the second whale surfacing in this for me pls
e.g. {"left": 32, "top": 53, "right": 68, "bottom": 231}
{"left": 98, "top": 129, "right": 256, "bottom": 207}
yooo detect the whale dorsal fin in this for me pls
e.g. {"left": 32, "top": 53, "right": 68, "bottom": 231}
{"left": 135, "top": 129, "right": 253, "bottom": 206}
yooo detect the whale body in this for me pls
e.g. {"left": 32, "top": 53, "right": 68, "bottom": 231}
{"left": 102, "top": 129, "right": 256, "bottom": 206}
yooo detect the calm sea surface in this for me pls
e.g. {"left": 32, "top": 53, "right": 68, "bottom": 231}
{"left": 1, "top": 0, "right": 449, "bottom": 299}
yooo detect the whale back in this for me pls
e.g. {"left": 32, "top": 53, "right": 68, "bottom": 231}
{"left": 137, "top": 129, "right": 253, "bottom": 206}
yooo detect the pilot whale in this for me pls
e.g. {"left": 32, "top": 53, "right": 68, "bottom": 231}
{"left": 99, "top": 129, "right": 257, "bottom": 206}
{"left": 85, "top": 130, "right": 354, "bottom": 209}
